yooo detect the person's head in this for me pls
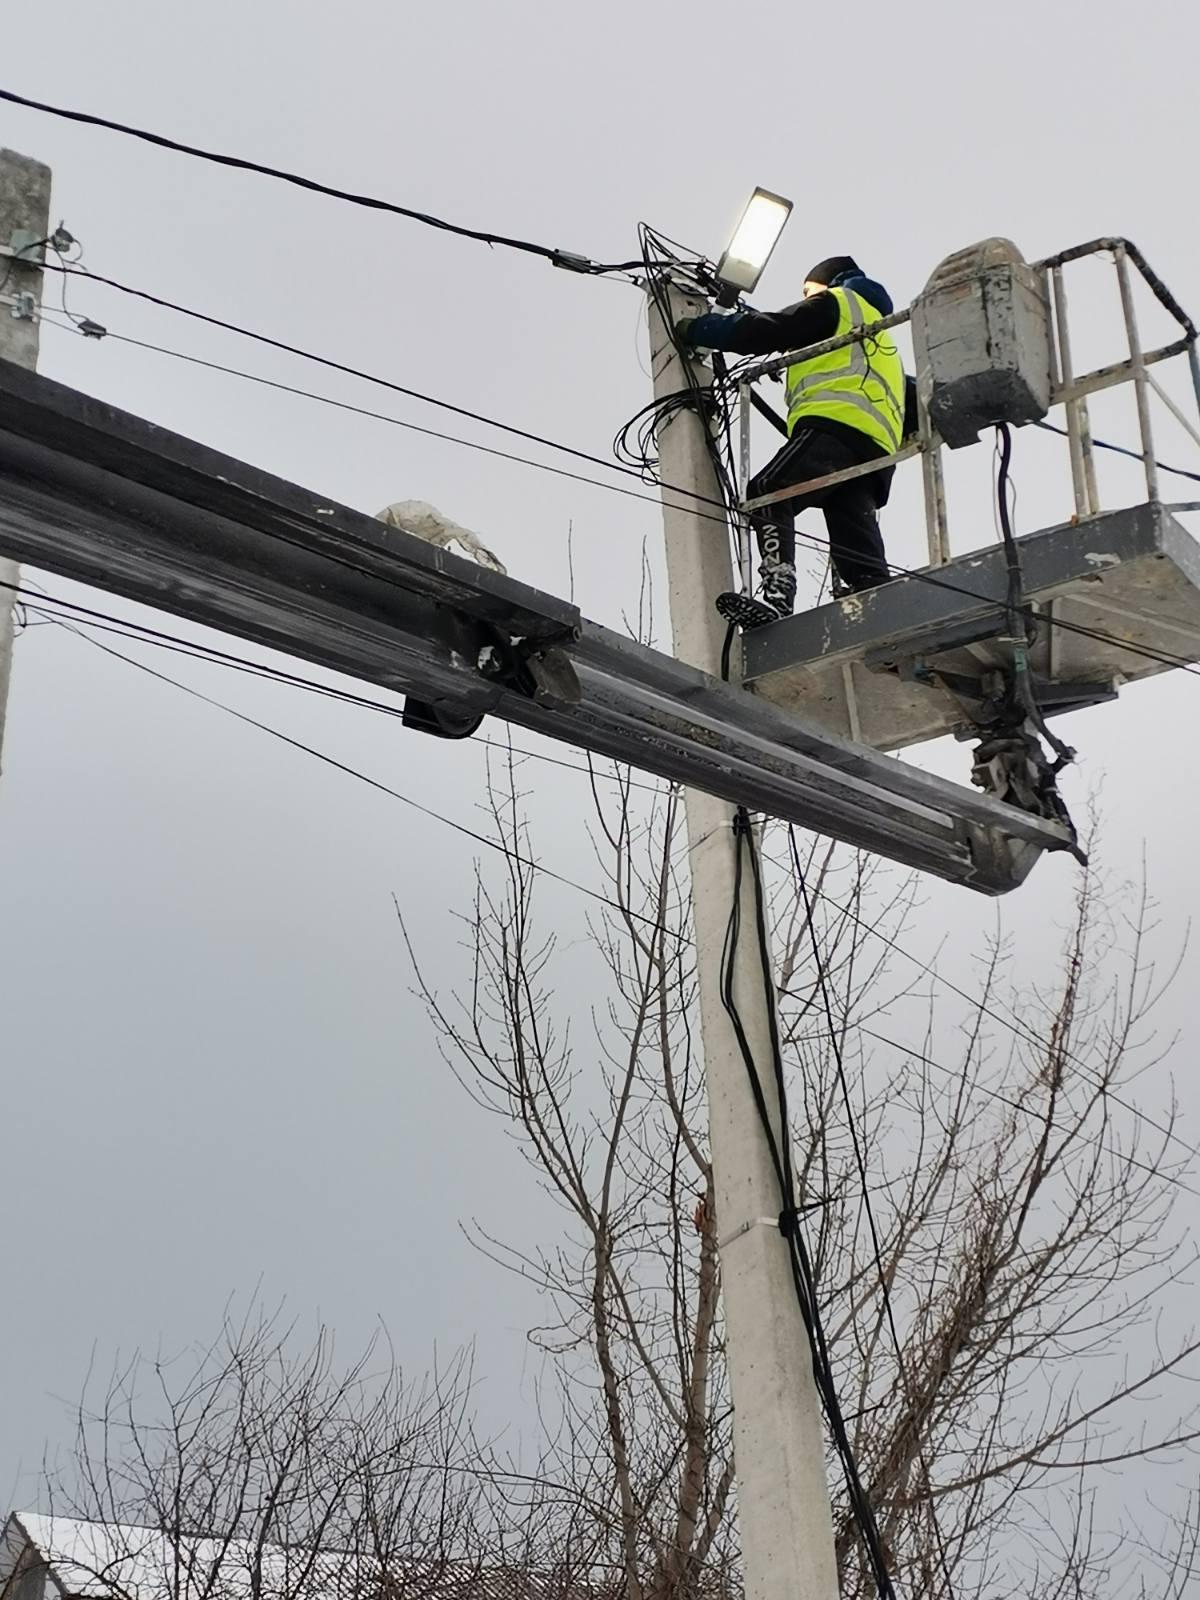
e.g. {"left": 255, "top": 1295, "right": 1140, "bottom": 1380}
{"left": 804, "top": 254, "right": 862, "bottom": 297}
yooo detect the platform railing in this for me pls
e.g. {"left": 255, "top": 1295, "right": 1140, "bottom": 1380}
{"left": 732, "top": 238, "right": 1200, "bottom": 587}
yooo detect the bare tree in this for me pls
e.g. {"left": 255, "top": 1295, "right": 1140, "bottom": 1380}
{"left": 404, "top": 751, "right": 1200, "bottom": 1600}
{"left": 26, "top": 1303, "right": 511, "bottom": 1600}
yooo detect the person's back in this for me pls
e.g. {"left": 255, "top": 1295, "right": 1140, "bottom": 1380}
{"left": 783, "top": 276, "right": 903, "bottom": 461}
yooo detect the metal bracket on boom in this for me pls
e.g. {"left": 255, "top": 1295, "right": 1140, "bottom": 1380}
{"left": 0, "top": 357, "right": 1077, "bottom": 894}
{"left": 405, "top": 623, "right": 581, "bottom": 739}
{"left": 863, "top": 623, "right": 1094, "bottom": 846}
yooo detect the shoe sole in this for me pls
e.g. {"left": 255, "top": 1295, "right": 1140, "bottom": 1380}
{"left": 715, "top": 592, "right": 786, "bottom": 630}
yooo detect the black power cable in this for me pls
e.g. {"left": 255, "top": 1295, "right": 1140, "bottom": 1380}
{"left": 44, "top": 318, "right": 722, "bottom": 522}
{"left": 34, "top": 604, "right": 682, "bottom": 940}
{"left": 39, "top": 260, "right": 688, "bottom": 499}
{"left": 995, "top": 424, "right": 1073, "bottom": 764}
{"left": 720, "top": 809, "right": 898, "bottom": 1598}
{"left": 1035, "top": 417, "right": 1200, "bottom": 486}
{"left": 0, "top": 85, "right": 642, "bottom": 278}
{"left": 8, "top": 580, "right": 661, "bottom": 794}
{"left": 847, "top": 1015, "right": 1200, "bottom": 1204}
{"left": 24, "top": 581, "right": 1200, "bottom": 1198}
{"left": 787, "top": 826, "right": 958, "bottom": 1596}
{"left": 988, "top": 425, "right": 1088, "bottom": 860}
{"left": 627, "top": 227, "right": 753, "bottom": 595}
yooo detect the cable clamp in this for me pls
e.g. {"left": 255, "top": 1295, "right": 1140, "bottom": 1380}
{"left": 550, "top": 249, "right": 594, "bottom": 275}
{"left": 718, "top": 1215, "right": 783, "bottom": 1250}
{"left": 718, "top": 1201, "right": 825, "bottom": 1251}
{"left": 476, "top": 623, "right": 581, "bottom": 706}
{"left": 2, "top": 229, "right": 46, "bottom": 262}
{"left": 778, "top": 1199, "right": 827, "bottom": 1238}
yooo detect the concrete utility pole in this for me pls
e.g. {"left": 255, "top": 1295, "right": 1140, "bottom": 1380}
{"left": 648, "top": 283, "right": 839, "bottom": 1599}
{"left": 0, "top": 148, "right": 51, "bottom": 773}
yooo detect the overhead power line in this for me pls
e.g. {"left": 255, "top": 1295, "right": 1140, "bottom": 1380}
{"left": 20, "top": 592, "right": 1199, "bottom": 1196}
{"left": 32, "top": 603, "right": 681, "bottom": 939}
{"left": 41, "top": 259, "right": 683, "bottom": 497}
{"left": 849, "top": 1018, "right": 1200, "bottom": 1205}
{"left": 790, "top": 852, "right": 1200, "bottom": 1185}
{"left": 1035, "top": 418, "right": 1200, "bottom": 485}
{"left": 39, "top": 316, "right": 716, "bottom": 523}
{"left": 4, "top": 577, "right": 663, "bottom": 795}
{"left": 0, "top": 84, "right": 644, "bottom": 277}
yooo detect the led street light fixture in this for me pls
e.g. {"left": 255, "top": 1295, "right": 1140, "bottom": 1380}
{"left": 715, "top": 188, "right": 793, "bottom": 296}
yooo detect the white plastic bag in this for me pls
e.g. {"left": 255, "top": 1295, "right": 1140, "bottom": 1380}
{"left": 376, "top": 499, "right": 507, "bottom": 575}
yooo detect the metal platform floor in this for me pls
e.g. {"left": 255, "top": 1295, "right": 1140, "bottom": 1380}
{"left": 742, "top": 503, "right": 1200, "bottom": 750}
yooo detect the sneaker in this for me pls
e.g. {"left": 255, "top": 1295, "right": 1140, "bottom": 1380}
{"left": 716, "top": 591, "right": 787, "bottom": 630}
{"left": 759, "top": 559, "right": 797, "bottom": 617}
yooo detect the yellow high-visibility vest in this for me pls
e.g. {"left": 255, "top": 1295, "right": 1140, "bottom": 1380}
{"left": 785, "top": 287, "right": 904, "bottom": 454}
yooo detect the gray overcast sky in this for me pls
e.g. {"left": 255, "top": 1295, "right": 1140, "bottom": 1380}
{"left": 1, "top": 0, "right": 1198, "bottom": 1540}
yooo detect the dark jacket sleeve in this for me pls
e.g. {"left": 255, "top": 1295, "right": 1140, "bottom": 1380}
{"left": 690, "top": 292, "right": 841, "bottom": 356}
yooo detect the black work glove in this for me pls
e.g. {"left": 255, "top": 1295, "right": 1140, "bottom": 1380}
{"left": 675, "top": 311, "right": 740, "bottom": 350}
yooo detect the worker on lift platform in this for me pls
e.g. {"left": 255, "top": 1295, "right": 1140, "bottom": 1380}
{"left": 676, "top": 255, "right": 907, "bottom": 627}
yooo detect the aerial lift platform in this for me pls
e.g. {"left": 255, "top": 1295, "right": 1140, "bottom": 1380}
{"left": 726, "top": 237, "right": 1200, "bottom": 782}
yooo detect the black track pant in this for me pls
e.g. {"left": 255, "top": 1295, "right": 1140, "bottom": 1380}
{"left": 747, "top": 426, "right": 890, "bottom": 592}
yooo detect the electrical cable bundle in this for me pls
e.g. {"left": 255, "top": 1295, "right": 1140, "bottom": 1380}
{"left": 995, "top": 422, "right": 1075, "bottom": 770}
{"left": 721, "top": 809, "right": 899, "bottom": 1600}
{"left": 613, "top": 387, "right": 703, "bottom": 481}
{"left": 0, "top": 86, "right": 644, "bottom": 280}
{"left": 613, "top": 225, "right": 751, "bottom": 585}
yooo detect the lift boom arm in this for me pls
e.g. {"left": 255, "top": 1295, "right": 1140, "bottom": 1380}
{"left": 0, "top": 358, "right": 1072, "bottom": 893}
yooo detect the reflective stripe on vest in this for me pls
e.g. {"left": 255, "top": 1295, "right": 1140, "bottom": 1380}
{"left": 785, "top": 288, "right": 904, "bottom": 454}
